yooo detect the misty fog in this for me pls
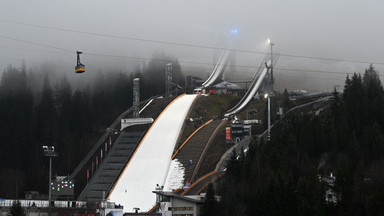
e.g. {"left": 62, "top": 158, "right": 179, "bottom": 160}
{"left": 1, "top": 0, "right": 384, "bottom": 92}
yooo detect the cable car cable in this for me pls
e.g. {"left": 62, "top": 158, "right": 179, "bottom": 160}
{"left": 2, "top": 19, "right": 384, "bottom": 66}
{"left": 0, "top": 34, "right": 73, "bottom": 53}
{"left": 0, "top": 32, "right": 383, "bottom": 76}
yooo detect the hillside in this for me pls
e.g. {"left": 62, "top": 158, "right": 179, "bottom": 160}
{"left": 215, "top": 65, "right": 384, "bottom": 215}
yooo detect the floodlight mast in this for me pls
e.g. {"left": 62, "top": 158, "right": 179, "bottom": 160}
{"left": 43, "top": 146, "right": 58, "bottom": 216}
{"left": 265, "top": 39, "right": 275, "bottom": 140}
{"left": 268, "top": 38, "right": 275, "bottom": 92}
{"left": 264, "top": 93, "right": 271, "bottom": 139}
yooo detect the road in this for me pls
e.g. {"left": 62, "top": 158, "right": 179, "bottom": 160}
{"left": 216, "top": 95, "right": 334, "bottom": 171}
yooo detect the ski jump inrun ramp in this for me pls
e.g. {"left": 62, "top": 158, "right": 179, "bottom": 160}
{"left": 108, "top": 94, "right": 198, "bottom": 212}
{"left": 201, "top": 49, "right": 230, "bottom": 88}
{"left": 224, "top": 60, "right": 271, "bottom": 117}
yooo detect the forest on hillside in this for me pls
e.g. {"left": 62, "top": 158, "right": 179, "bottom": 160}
{"left": 212, "top": 65, "right": 384, "bottom": 215}
{"left": 0, "top": 53, "right": 184, "bottom": 198}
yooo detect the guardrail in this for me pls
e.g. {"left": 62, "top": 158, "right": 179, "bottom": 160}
{"left": 69, "top": 96, "right": 159, "bottom": 180}
{"left": 0, "top": 199, "right": 86, "bottom": 208}
{"left": 217, "top": 94, "right": 334, "bottom": 171}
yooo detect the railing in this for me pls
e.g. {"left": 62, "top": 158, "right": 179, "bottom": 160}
{"left": 69, "top": 96, "right": 159, "bottom": 180}
{"left": 0, "top": 199, "right": 87, "bottom": 208}
{"left": 190, "top": 120, "right": 227, "bottom": 181}
{"left": 216, "top": 94, "right": 334, "bottom": 171}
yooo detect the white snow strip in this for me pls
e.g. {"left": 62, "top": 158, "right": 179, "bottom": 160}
{"left": 163, "top": 159, "right": 185, "bottom": 191}
{"left": 139, "top": 99, "right": 154, "bottom": 114}
{"left": 202, "top": 50, "right": 230, "bottom": 88}
{"left": 224, "top": 60, "right": 271, "bottom": 117}
{"left": 108, "top": 94, "right": 197, "bottom": 212}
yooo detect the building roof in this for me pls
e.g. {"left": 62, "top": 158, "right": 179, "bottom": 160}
{"left": 152, "top": 191, "right": 204, "bottom": 204}
{"left": 212, "top": 81, "right": 241, "bottom": 90}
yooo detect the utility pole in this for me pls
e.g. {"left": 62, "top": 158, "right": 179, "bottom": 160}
{"left": 43, "top": 146, "right": 58, "bottom": 216}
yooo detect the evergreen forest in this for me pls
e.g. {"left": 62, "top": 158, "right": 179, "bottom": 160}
{"left": 216, "top": 65, "right": 384, "bottom": 215}
{"left": 0, "top": 53, "right": 184, "bottom": 198}
{"left": 2, "top": 56, "right": 384, "bottom": 216}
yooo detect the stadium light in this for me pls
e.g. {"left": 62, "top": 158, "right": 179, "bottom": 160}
{"left": 43, "top": 146, "right": 58, "bottom": 216}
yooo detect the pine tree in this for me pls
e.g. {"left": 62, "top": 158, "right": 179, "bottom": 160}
{"left": 201, "top": 183, "right": 218, "bottom": 216}
{"left": 362, "top": 64, "right": 384, "bottom": 128}
{"left": 282, "top": 88, "right": 290, "bottom": 109}
{"left": 142, "top": 52, "right": 185, "bottom": 98}
{"left": 36, "top": 75, "right": 57, "bottom": 145}
{"left": 8, "top": 201, "right": 24, "bottom": 216}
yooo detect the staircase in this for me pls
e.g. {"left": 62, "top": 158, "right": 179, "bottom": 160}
{"left": 174, "top": 120, "right": 224, "bottom": 183}
{"left": 77, "top": 131, "right": 144, "bottom": 202}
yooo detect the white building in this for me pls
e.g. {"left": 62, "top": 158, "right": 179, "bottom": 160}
{"left": 153, "top": 191, "right": 204, "bottom": 216}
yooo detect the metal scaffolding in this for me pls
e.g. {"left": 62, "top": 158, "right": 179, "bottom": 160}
{"left": 133, "top": 78, "right": 140, "bottom": 118}
{"left": 165, "top": 63, "right": 173, "bottom": 97}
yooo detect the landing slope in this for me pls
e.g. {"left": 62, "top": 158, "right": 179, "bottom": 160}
{"left": 108, "top": 94, "right": 197, "bottom": 212}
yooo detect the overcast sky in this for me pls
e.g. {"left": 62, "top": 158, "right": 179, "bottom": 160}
{"left": 1, "top": 0, "right": 384, "bottom": 91}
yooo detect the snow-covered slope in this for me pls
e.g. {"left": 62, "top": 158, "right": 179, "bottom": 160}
{"left": 108, "top": 94, "right": 197, "bottom": 212}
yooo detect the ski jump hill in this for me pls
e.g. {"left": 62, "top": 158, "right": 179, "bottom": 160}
{"left": 73, "top": 50, "right": 274, "bottom": 212}
{"left": 108, "top": 94, "right": 198, "bottom": 211}
{"left": 224, "top": 60, "right": 271, "bottom": 117}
